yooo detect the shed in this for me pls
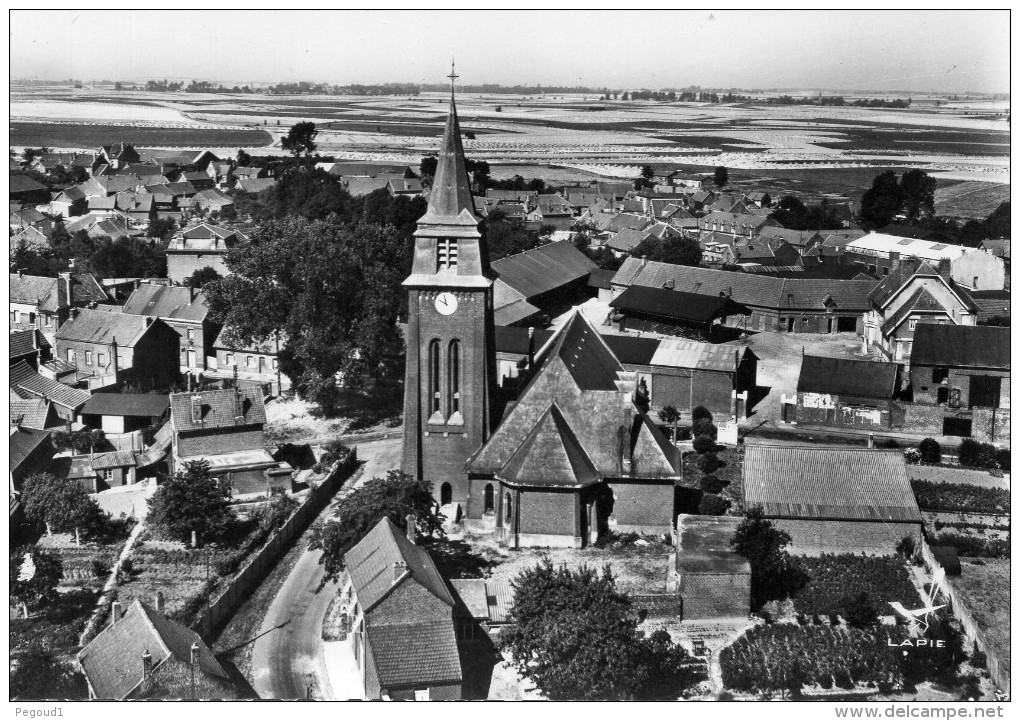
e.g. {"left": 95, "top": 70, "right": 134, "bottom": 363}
{"left": 674, "top": 515, "right": 750, "bottom": 621}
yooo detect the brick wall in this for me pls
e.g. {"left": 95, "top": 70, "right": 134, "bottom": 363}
{"left": 177, "top": 427, "right": 264, "bottom": 457}
{"left": 517, "top": 488, "right": 579, "bottom": 538}
{"left": 775, "top": 518, "right": 921, "bottom": 556}
{"left": 607, "top": 479, "right": 673, "bottom": 533}
{"left": 795, "top": 397, "right": 890, "bottom": 429}
{"left": 167, "top": 252, "right": 229, "bottom": 285}
{"left": 971, "top": 407, "right": 1011, "bottom": 444}
{"left": 649, "top": 369, "right": 733, "bottom": 418}
{"left": 678, "top": 573, "right": 751, "bottom": 620}
{"left": 899, "top": 403, "right": 944, "bottom": 435}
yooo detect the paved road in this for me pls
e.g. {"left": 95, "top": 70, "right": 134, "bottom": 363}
{"left": 250, "top": 438, "right": 402, "bottom": 700}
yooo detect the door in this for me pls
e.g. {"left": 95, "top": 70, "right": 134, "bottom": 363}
{"left": 440, "top": 482, "right": 452, "bottom": 506}
{"left": 258, "top": 356, "right": 266, "bottom": 375}
{"left": 786, "top": 317, "right": 795, "bottom": 332}
{"left": 186, "top": 349, "right": 197, "bottom": 368}
{"left": 827, "top": 318, "right": 834, "bottom": 334}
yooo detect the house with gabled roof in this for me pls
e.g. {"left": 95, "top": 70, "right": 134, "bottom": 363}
{"left": 464, "top": 313, "right": 681, "bottom": 546}
{"left": 10, "top": 360, "right": 91, "bottom": 422}
{"left": 862, "top": 257, "right": 978, "bottom": 362}
{"left": 210, "top": 328, "right": 289, "bottom": 394}
{"left": 97, "top": 143, "right": 141, "bottom": 170}
{"left": 77, "top": 598, "right": 236, "bottom": 699}
{"left": 166, "top": 223, "right": 246, "bottom": 283}
{"left": 49, "top": 186, "right": 88, "bottom": 218}
{"left": 336, "top": 517, "right": 463, "bottom": 700}
{"left": 10, "top": 270, "right": 109, "bottom": 344}
{"left": 698, "top": 210, "right": 780, "bottom": 241}
{"left": 793, "top": 354, "right": 901, "bottom": 430}
{"left": 54, "top": 308, "right": 180, "bottom": 392}
{"left": 10, "top": 397, "right": 60, "bottom": 431}
{"left": 742, "top": 444, "right": 921, "bottom": 556}
{"left": 122, "top": 283, "right": 219, "bottom": 372}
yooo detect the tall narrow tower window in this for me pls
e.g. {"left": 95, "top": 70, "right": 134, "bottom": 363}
{"left": 428, "top": 340, "right": 441, "bottom": 416}
{"left": 437, "top": 238, "right": 458, "bottom": 270}
{"left": 448, "top": 340, "right": 461, "bottom": 416}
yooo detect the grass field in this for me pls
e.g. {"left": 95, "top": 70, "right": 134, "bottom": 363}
{"left": 10, "top": 122, "right": 272, "bottom": 149}
{"left": 935, "top": 181, "right": 1011, "bottom": 218}
{"left": 951, "top": 558, "right": 1010, "bottom": 667}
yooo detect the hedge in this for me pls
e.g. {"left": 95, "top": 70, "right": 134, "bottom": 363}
{"left": 909, "top": 480, "right": 1009, "bottom": 515}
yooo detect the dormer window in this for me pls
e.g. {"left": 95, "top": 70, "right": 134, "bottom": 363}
{"left": 437, "top": 238, "right": 458, "bottom": 270}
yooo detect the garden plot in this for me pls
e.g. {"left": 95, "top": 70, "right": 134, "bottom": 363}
{"left": 791, "top": 554, "right": 922, "bottom": 618}
{"left": 951, "top": 558, "right": 1010, "bottom": 666}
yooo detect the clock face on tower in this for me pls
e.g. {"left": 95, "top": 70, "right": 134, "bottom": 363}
{"left": 434, "top": 292, "right": 458, "bottom": 315}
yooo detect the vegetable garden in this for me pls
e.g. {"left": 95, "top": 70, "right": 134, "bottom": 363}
{"left": 910, "top": 480, "right": 1009, "bottom": 515}
{"left": 791, "top": 554, "right": 921, "bottom": 617}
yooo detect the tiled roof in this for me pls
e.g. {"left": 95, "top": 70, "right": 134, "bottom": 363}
{"left": 743, "top": 444, "right": 921, "bottom": 522}
{"left": 491, "top": 240, "right": 597, "bottom": 300}
{"left": 610, "top": 286, "right": 749, "bottom": 323}
{"left": 797, "top": 355, "right": 899, "bottom": 400}
{"left": 607, "top": 213, "right": 650, "bottom": 233}
{"left": 606, "top": 228, "right": 651, "bottom": 253}
{"left": 612, "top": 257, "right": 877, "bottom": 311}
{"left": 344, "top": 517, "right": 455, "bottom": 613}
{"left": 497, "top": 403, "right": 599, "bottom": 488}
{"left": 55, "top": 308, "right": 151, "bottom": 346}
{"left": 345, "top": 177, "right": 389, "bottom": 196}
{"left": 366, "top": 620, "right": 462, "bottom": 688}
{"left": 212, "top": 328, "right": 283, "bottom": 354}
{"left": 10, "top": 398, "right": 54, "bottom": 430}
{"left": 169, "top": 387, "right": 266, "bottom": 433}
{"left": 77, "top": 599, "right": 229, "bottom": 700}
{"left": 10, "top": 273, "right": 61, "bottom": 312}
{"left": 9, "top": 329, "right": 42, "bottom": 358}
{"left": 122, "top": 284, "right": 209, "bottom": 323}
{"left": 910, "top": 324, "right": 1010, "bottom": 370}
{"left": 82, "top": 393, "right": 169, "bottom": 418}
{"left": 9, "top": 427, "right": 52, "bottom": 470}
{"left": 91, "top": 450, "right": 139, "bottom": 470}
{"left": 10, "top": 360, "right": 91, "bottom": 410}
{"left": 868, "top": 260, "right": 977, "bottom": 312}
{"left": 880, "top": 288, "right": 949, "bottom": 334}
{"left": 9, "top": 174, "right": 47, "bottom": 193}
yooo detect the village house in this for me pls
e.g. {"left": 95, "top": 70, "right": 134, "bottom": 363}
{"left": 235, "top": 177, "right": 277, "bottom": 194}
{"left": 742, "top": 444, "right": 922, "bottom": 556}
{"left": 10, "top": 397, "right": 60, "bottom": 431}
{"left": 336, "top": 517, "right": 463, "bottom": 700}
{"left": 697, "top": 210, "right": 781, "bottom": 241}
{"left": 790, "top": 355, "right": 901, "bottom": 430}
{"left": 166, "top": 224, "right": 246, "bottom": 283}
{"left": 846, "top": 233, "right": 1006, "bottom": 290}
{"left": 54, "top": 308, "right": 180, "bottom": 392}
{"left": 904, "top": 324, "right": 1009, "bottom": 443}
{"left": 122, "top": 284, "right": 219, "bottom": 373}
{"left": 210, "top": 329, "right": 289, "bottom": 395}
{"left": 10, "top": 360, "right": 91, "bottom": 424}
{"left": 168, "top": 388, "right": 291, "bottom": 497}
{"left": 9, "top": 328, "right": 50, "bottom": 369}
{"left": 387, "top": 177, "right": 424, "bottom": 196}
{"left": 10, "top": 270, "right": 109, "bottom": 344}
{"left": 78, "top": 598, "right": 237, "bottom": 699}
{"left": 862, "top": 258, "right": 978, "bottom": 362}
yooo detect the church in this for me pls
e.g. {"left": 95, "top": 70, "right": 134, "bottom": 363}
{"left": 402, "top": 73, "right": 681, "bottom": 548}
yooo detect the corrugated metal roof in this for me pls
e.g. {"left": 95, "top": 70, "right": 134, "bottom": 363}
{"left": 649, "top": 337, "right": 738, "bottom": 373}
{"left": 848, "top": 233, "right": 969, "bottom": 262}
{"left": 491, "top": 241, "right": 596, "bottom": 300}
{"left": 486, "top": 580, "right": 514, "bottom": 624}
{"left": 743, "top": 445, "right": 920, "bottom": 523}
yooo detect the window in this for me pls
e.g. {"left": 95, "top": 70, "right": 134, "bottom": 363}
{"left": 225, "top": 353, "right": 234, "bottom": 365}
{"left": 66, "top": 349, "right": 76, "bottom": 363}
{"left": 85, "top": 350, "right": 93, "bottom": 365}
{"left": 28, "top": 313, "right": 35, "bottom": 324}
{"left": 437, "top": 238, "right": 458, "bottom": 270}
{"left": 447, "top": 340, "right": 461, "bottom": 415}
{"left": 932, "top": 366, "right": 949, "bottom": 383}
{"left": 44, "top": 315, "right": 52, "bottom": 327}
{"left": 13, "top": 311, "right": 19, "bottom": 324}
{"left": 246, "top": 355, "right": 254, "bottom": 368}
{"left": 908, "top": 319, "right": 917, "bottom": 331}
{"left": 413, "top": 689, "right": 430, "bottom": 701}
{"left": 102, "top": 469, "right": 114, "bottom": 481}
{"left": 973, "top": 276, "right": 979, "bottom": 289}
{"left": 272, "top": 358, "right": 278, "bottom": 370}
{"left": 187, "top": 328, "right": 195, "bottom": 342}
{"left": 484, "top": 483, "right": 495, "bottom": 513}
{"left": 97, "top": 353, "right": 106, "bottom": 366}
{"left": 428, "top": 340, "right": 441, "bottom": 416}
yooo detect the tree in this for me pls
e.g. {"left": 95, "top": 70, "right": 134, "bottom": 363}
{"left": 714, "top": 166, "right": 728, "bottom": 188}
{"left": 900, "top": 169, "right": 937, "bottom": 222}
{"left": 918, "top": 437, "right": 942, "bottom": 464}
{"left": 698, "top": 493, "right": 729, "bottom": 515}
{"left": 147, "top": 460, "right": 233, "bottom": 545}
{"left": 310, "top": 470, "right": 445, "bottom": 587}
{"left": 861, "top": 170, "right": 905, "bottom": 229}
{"left": 699, "top": 475, "right": 724, "bottom": 494}
{"left": 657, "top": 405, "right": 681, "bottom": 443}
{"left": 500, "top": 560, "right": 703, "bottom": 700}
{"left": 843, "top": 591, "right": 879, "bottom": 628}
{"left": 52, "top": 428, "right": 105, "bottom": 455}
{"left": 185, "top": 266, "right": 221, "bottom": 289}
{"left": 21, "top": 473, "right": 105, "bottom": 537}
{"left": 640, "top": 165, "right": 655, "bottom": 181}
{"left": 985, "top": 201, "right": 1010, "bottom": 238}
{"left": 10, "top": 547, "right": 63, "bottom": 608}
{"left": 731, "top": 506, "right": 805, "bottom": 608}
{"left": 630, "top": 234, "right": 702, "bottom": 267}
{"left": 204, "top": 216, "right": 411, "bottom": 411}
{"left": 146, "top": 217, "right": 177, "bottom": 240}
{"left": 483, "top": 210, "right": 541, "bottom": 261}
{"left": 9, "top": 642, "right": 85, "bottom": 700}
{"left": 114, "top": 81, "right": 122, "bottom": 91}
{"left": 236, "top": 149, "right": 251, "bottom": 166}
{"left": 281, "top": 121, "right": 318, "bottom": 157}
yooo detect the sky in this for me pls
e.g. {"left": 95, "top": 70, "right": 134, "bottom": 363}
{"left": 8, "top": 10, "right": 1012, "bottom": 94}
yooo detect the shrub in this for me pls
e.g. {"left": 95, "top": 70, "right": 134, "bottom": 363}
{"left": 699, "top": 474, "right": 724, "bottom": 494}
{"left": 698, "top": 452, "right": 724, "bottom": 474}
{"left": 691, "top": 406, "right": 712, "bottom": 423}
{"left": 793, "top": 554, "right": 921, "bottom": 618}
{"left": 971, "top": 643, "right": 987, "bottom": 670}
{"left": 828, "top": 611, "right": 840, "bottom": 626}
{"left": 909, "top": 480, "right": 1009, "bottom": 514}
{"left": 918, "top": 438, "right": 942, "bottom": 464}
{"left": 995, "top": 448, "right": 1010, "bottom": 472}
{"left": 932, "top": 532, "right": 1009, "bottom": 558}
{"left": 692, "top": 434, "right": 716, "bottom": 454}
{"left": 833, "top": 668, "right": 854, "bottom": 690}
{"left": 958, "top": 439, "right": 998, "bottom": 469}
{"left": 896, "top": 536, "right": 916, "bottom": 558}
{"left": 903, "top": 448, "right": 921, "bottom": 465}
{"left": 842, "top": 591, "right": 879, "bottom": 628}
{"left": 692, "top": 418, "right": 718, "bottom": 440}
{"left": 698, "top": 493, "right": 729, "bottom": 516}
{"left": 716, "top": 691, "right": 734, "bottom": 701}
{"left": 818, "top": 674, "right": 834, "bottom": 690}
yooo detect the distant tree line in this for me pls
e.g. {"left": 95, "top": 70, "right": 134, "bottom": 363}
{"left": 765, "top": 95, "right": 910, "bottom": 108}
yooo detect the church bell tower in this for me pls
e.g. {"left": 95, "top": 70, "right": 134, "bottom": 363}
{"left": 401, "top": 65, "right": 496, "bottom": 508}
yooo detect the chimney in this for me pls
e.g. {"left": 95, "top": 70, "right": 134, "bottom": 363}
{"left": 527, "top": 327, "right": 536, "bottom": 365}
{"left": 17, "top": 269, "right": 24, "bottom": 278}
{"left": 868, "top": 433, "right": 875, "bottom": 449}
{"left": 190, "top": 641, "right": 200, "bottom": 667}
{"left": 889, "top": 250, "right": 901, "bottom": 272}
{"left": 393, "top": 560, "right": 407, "bottom": 583}
{"left": 189, "top": 286, "right": 196, "bottom": 304}
{"left": 936, "top": 258, "right": 951, "bottom": 279}
{"left": 142, "top": 650, "right": 153, "bottom": 684}
{"left": 640, "top": 255, "right": 647, "bottom": 268}
{"left": 110, "top": 600, "right": 121, "bottom": 626}
{"left": 154, "top": 591, "right": 165, "bottom": 614}
{"left": 405, "top": 514, "right": 417, "bottom": 544}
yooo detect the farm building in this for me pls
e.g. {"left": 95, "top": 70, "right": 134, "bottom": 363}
{"left": 673, "top": 514, "right": 751, "bottom": 621}
{"left": 742, "top": 444, "right": 922, "bottom": 556}
{"left": 846, "top": 233, "right": 1005, "bottom": 291}
{"left": 80, "top": 392, "right": 169, "bottom": 434}
{"left": 791, "top": 355, "right": 901, "bottom": 430}
{"left": 608, "top": 286, "right": 751, "bottom": 341}
{"left": 491, "top": 240, "right": 598, "bottom": 326}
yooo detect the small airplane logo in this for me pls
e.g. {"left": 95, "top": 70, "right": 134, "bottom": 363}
{"left": 889, "top": 567, "right": 946, "bottom": 634}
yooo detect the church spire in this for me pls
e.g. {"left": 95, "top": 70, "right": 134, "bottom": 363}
{"left": 419, "top": 61, "right": 478, "bottom": 227}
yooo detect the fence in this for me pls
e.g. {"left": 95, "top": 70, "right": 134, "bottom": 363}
{"left": 919, "top": 539, "right": 1010, "bottom": 696}
{"left": 191, "top": 449, "right": 359, "bottom": 641}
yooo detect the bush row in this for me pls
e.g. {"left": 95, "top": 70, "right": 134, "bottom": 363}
{"left": 910, "top": 480, "right": 1010, "bottom": 515}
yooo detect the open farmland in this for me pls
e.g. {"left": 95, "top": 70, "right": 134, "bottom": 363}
{"left": 935, "top": 181, "right": 1013, "bottom": 218}
{"left": 10, "top": 121, "right": 272, "bottom": 150}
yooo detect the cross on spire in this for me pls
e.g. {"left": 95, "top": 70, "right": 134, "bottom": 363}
{"left": 447, "top": 60, "right": 459, "bottom": 95}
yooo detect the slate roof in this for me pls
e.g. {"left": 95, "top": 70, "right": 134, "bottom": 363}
{"left": 497, "top": 403, "right": 599, "bottom": 488}
{"left": 743, "top": 444, "right": 921, "bottom": 522}
{"left": 10, "top": 274, "right": 63, "bottom": 312}
{"left": 122, "top": 284, "right": 209, "bottom": 323}
{"left": 212, "top": 327, "right": 283, "bottom": 354}
{"left": 612, "top": 257, "right": 877, "bottom": 311}
{"left": 82, "top": 393, "right": 169, "bottom": 418}
{"left": 493, "top": 326, "right": 554, "bottom": 355}
{"left": 607, "top": 213, "right": 650, "bottom": 233}
{"left": 55, "top": 309, "right": 152, "bottom": 346}
{"left": 77, "top": 599, "right": 229, "bottom": 700}
{"left": 169, "top": 387, "right": 266, "bottom": 432}
{"left": 606, "top": 228, "right": 651, "bottom": 253}
{"left": 610, "top": 286, "right": 749, "bottom": 323}
{"left": 493, "top": 297, "right": 542, "bottom": 327}
{"left": 10, "top": 398, "right": 54, "bottom": 430}
{"left": 867, "top": 260, "right": 977, "bottom": 312}
{"left": 880, "top": 288, "right": 950, "bottom": 334}
{"left": 9, "top": 427, "right": 52, "bottom": 470}
{"left": 910, "top": 324, "right": 1010, "bottom": 370}
{"left": 9, "top": 174, "right": 47, "bottom": 194}
{"left": 587, "top": 268, "right": 617, "bottom": 290}
{"left": 491, "top": 240, "right": 597, "bottom": 300}
{"left": 797, "top": 355, "right": 899, "bottom": 400}
{"left": 601, "top": 335, "right": 661, "bottom": 365}
{"left": 344, "top": 177, "right": 389, "bottom": 196}
{"left": 344, "top": 517, "right": 455, "bottom": 612}
{"left": 366, "top": 621, "right": 462, "bottom": 688}
{"left": 10, "top": 360, "right": 91, "bottom": 410}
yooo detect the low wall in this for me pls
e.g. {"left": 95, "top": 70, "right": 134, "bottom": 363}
{"left": 920, "top": 540, "right": 1010, "bottom": 697}
{"left": 192, "top": 449, "right": 359, "bottom": 640}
